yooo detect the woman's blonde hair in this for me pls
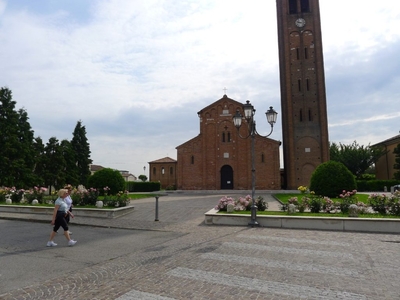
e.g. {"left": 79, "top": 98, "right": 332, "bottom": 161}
{"left": 57, "top": 189, "right": 68, "bottom": 197}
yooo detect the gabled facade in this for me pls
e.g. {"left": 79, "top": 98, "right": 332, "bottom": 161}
{"left": 373, "top": 134, "right": 400, "bottom": 180}
{"left": 175, "top": 95, "right": 281, "bottom": 190}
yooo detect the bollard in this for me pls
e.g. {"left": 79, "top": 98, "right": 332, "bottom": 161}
{"left": 155, "top": 196, "right": 159, "bottom": 221}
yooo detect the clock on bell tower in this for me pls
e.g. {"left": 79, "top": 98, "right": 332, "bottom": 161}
{"left": 276, "top": 0, "right": 330, "bottom": 189}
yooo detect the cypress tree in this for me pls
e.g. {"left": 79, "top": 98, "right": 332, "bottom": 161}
{"left": 71, "top": 121, "right": 92, "bottom": 186}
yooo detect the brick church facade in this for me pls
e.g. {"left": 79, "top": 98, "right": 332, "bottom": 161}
{"left": 175, "top": 95, "right": 281, "bottom": 190}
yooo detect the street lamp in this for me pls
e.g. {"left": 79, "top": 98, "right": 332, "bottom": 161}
{"left": 233, "top": 100, "right": 278, "bottom": 227}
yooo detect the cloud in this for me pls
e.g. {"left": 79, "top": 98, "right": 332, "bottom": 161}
{"left": 1, "top": 0, "right": 400, "bottom": 176}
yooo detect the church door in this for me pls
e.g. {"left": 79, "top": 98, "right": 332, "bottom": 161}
{"left": 220, "top": 165, "right": 233, "bottom": 189}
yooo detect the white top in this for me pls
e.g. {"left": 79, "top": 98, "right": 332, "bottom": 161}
{"left": 64, "top": 195, "right": 73, "bottom": 210}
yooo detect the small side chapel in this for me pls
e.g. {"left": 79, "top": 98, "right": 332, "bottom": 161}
{"left": 175, "top": 94, "right": 281, "bottom": 190}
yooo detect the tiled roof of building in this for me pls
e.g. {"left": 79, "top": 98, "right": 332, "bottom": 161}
{"left": 90, "top": 164, "right": 104, "bottom": 171}
{"left": 148, "top": 157, "right": 177, "bottom": 163}
{"left": 372, "top": 133, "right": 400, "bottom": 146}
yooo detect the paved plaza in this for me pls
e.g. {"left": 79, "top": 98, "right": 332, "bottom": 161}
{"left": 1, "top": 192, "right": 400, "bottom": 299}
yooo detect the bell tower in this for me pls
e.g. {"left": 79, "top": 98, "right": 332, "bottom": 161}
{"left": 276, "top": 0, "right": 329, "bottom": 189}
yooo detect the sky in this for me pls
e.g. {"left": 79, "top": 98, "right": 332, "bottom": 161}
{"left": 1, "top": 0, "right": 399, "bottom": 178}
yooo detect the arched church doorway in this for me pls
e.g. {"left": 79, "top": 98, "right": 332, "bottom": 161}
{"left": 220, "top": 165, "right": 233, "bottom": 189}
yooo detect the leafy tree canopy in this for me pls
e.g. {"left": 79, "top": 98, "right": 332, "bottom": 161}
{"left": 330, "top": 141, "right": 387, "bottom": 179}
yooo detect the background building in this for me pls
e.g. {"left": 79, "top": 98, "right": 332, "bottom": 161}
{"left": 148, "top": 157, "right": 177, "bottom": 189}
{"left": 373, "top": 133, "right": 400, "bottom": 180}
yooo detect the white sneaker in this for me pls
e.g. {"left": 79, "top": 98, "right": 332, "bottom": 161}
{"left": 68, "top": 240, "right": 77, "bottom": 246}
{"left": 47, "top": 241, "right": 57, "bottom": 247}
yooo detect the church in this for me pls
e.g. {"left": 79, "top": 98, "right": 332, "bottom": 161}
{"left": 149, "top": 0, "right": 329, "bottom": 190}
{"left": 176, "top": 95, "right": 281, "bottom": 190}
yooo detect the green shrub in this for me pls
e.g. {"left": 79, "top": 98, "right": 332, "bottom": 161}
{"left": 87, "top": 168, "right": 125, "bottom": 195}
{"left": 126, "top": 181, "right": 161, "bottom": 192}
{"left": 310, "top": 161, "right": 356, "bottom": 198}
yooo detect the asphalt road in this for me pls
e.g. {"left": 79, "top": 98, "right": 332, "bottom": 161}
{"left": 0, "top": 219, "right": 184, "bottom": 294}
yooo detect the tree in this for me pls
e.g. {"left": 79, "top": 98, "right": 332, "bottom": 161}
{"left": 42, "top": 137, "right": 66, "bottom": 192}
{"left": 16, "top": 108, "right": 38, "bottom": 187}
{"left": 32, "top": 137, "right": 46, "bottom": 186}
{"left": 329, "top": 141, "right": 387, "bottom": 179}
{"left": 87, "top": 168, "right": 125, "bottom": 195}
{"left": 60, "top": 139, "right": 79, "bottom": 186}
{"left": 393, "top": 143, "right": 400, "bottom": 180}
{"left": 0, "top": 87, "right": 37, "bottom": 187}
{"left": 310, "top": 161, "right": 356, "bottom": 198}
{"left": 138, "top": 175, "right": 147, "bottom": 182}
{"left": 71, "top": 121, "right": 92, "bottom": 186}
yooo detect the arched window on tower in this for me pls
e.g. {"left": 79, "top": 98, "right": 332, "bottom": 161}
{"left": 161, "top": 167, "right": 165, "bottom": 175}
{"left": 191, "top": 155, "right": 194, "bottom": 164}
{"left": 308, "top": 109, "right": 312, "bottom": 121}
{"left": 300, "top": 109, "right": 303, "bottom": 122}
{"left": 301, "top": 0, "right": 310, "bottom": 12}
{"left": 289, "top": 0, "right": 297, "bottom": 14}
{"left": 170, "top": 167, "right": 173, "bottom": 175}
{"left": 261, "top": 153, "right": 265, "bottom": 163}
{"left": 222, "top": 132, "right": 226, "bottom": 142}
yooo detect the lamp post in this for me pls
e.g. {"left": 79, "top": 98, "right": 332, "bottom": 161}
{"left": 233, "top": 100, "right": 278, "bottom": 227}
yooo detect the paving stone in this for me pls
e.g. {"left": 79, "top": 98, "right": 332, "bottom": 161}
{"left": 1, "top": 191, "right": 400, "bottom": 299}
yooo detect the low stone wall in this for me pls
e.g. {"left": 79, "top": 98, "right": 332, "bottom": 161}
{"left": 205, "top": 208, "right": 400, "bottom": 234}
{"left": 0, "top": 205, "right": 134, "bottom": 219}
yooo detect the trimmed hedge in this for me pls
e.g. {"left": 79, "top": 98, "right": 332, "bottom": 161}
{"left": 310, "top": 161, "right": 357, "bottom": 198}
{"left": 356, "top": 180, "right": 399, "bottom": 192}
{"left": 125, "top": 181, "right": 161, "bottom": 192}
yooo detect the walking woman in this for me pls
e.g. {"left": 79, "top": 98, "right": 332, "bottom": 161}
{"left": 64, "top": 184, "right": 73, "bottom": 235}
{"left": 47, "top": 189, "right": 77, "bottom": 247}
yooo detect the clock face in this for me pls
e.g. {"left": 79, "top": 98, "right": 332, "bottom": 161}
{"left": 295, "top": 18, "right": 306, "bottom": 28}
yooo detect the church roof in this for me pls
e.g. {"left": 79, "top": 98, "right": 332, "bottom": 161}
{"left": 197, "top": 94, "right": 243, "bottom": 115}
{"left": 148, "top": 157, "right": 177, "bottom": 163}
{"left": 175, "top": 134, "right": 201, "bottom": 149}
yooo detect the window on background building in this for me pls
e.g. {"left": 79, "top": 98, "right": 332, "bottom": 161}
{"left": 161, "top": 167, "right": 165, "bottom": 175}
{"left": 170, "top": 167, "right": 173, "bottom": 175}
{"left": 153, "top": 167, "right": 156, "bottom": 175}
{"left": 261, "top": 153, "right": 265, "bottom": 163}
{"left": 191, "top": 155, "right": 194, "bottom": 164}
{"left": 222, "top": 132, "right": 226, "bottom": 142}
